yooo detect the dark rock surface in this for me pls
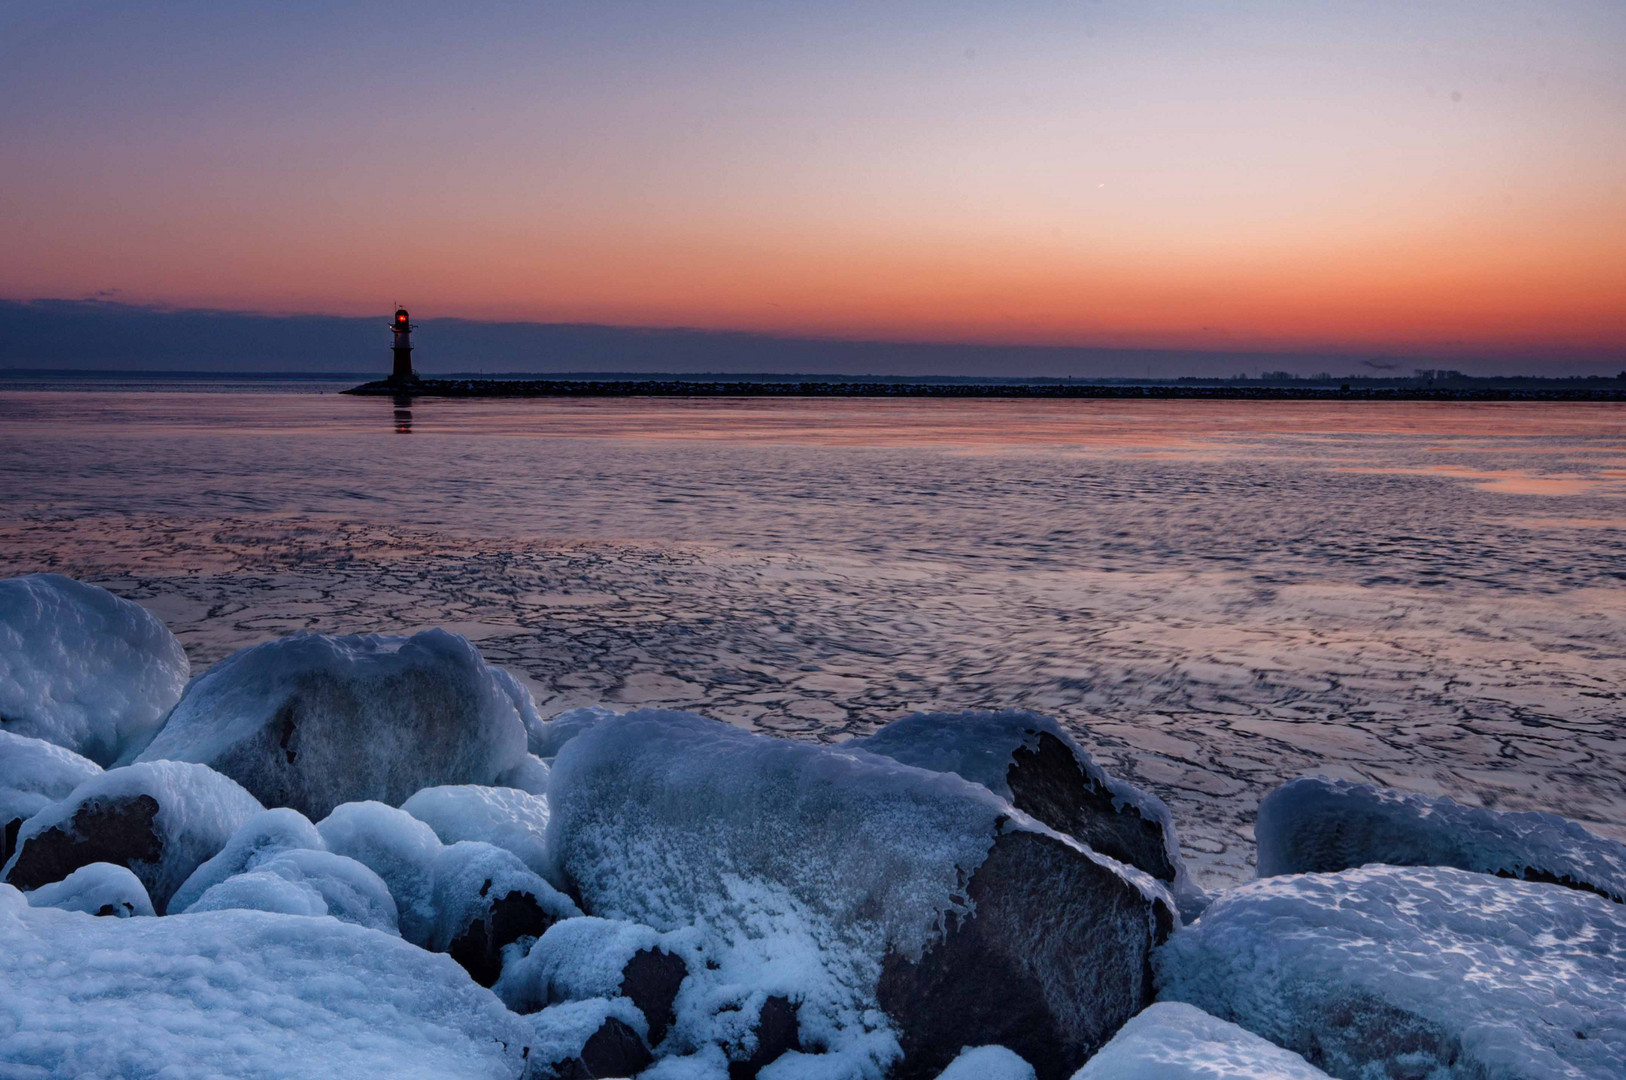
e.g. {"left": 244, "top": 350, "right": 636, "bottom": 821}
{"left": 531, "top": 1016, "right": 653, "bottom": 1080}
{"left": 620, "top": 947, "right": 688, "bottom": 1047}
{"left": 448, "top": 886, "right": 557, "bottom": 987}
{"left": 877, "top": 827, "right": 1174, "bottom": 1080}
{"left": 4, "top": 794, "right": 162, "bottom": 894}
{"left": 727, "top": 995, "right": 801, "bottom": 1080}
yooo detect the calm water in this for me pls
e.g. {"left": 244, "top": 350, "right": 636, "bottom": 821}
{"left": 3, "top": 381, "right": 1623, "bottom": 885}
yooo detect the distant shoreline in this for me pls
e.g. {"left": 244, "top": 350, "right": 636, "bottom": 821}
{"left": 344, "top": 377, "right": 1626, "bottom": 402}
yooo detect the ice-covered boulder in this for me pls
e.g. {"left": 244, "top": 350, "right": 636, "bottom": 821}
{"left": 1256, "top": 776, "right": 1626, "bottom": 903}
{"left": 3, "top": 759, "right": 263, "bottom": 913}
{"left": 549, "top": 710, "right": 1174, "bottom": 1080}
{"left": 0, "top": 573, "right": 188, "bottom": 766}
{"left": 1072, "top": 1002, "right": 1331, "bottom": 1080}
{"left": 0, "top": 729, "right": 102, "bottom": 863}
{"left": 1157, "top": 865, "right": 1626, "bottom": 1080}
{"left": 403, "top": 783, "right": 552, "bottom": 878}
{"left": 319, "top": 801, "right": 579, "bottom": 983}
{"left": 184, "top": 847, "right": 400, "bottom": 933}
{"left": 855, "top": 711, "right": 1204, "bottom": 920}
{"left": 938, "top": 1046, "right": 1036, "bottom": 1080}
{"left": 169, "top": 806, "right": 327, "bottom": 913}
{"left": 0, "top": 882, "right": 532, "bottom": 1079}
{"left": 525, "top": 998, "right": 655, "bottom": 1080}
{"left": 25, "top": 861, "right": 155, "bottom": 917}
{"left": 135, "top": 629, "right": 532, "bottom": 819}
{"left": 529, "top": 705, "right": 617, "bottom": 760}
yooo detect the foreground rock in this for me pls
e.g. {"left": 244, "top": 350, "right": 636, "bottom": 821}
{"left": 25, "top": 861, "right": 155, "bottom": 918}
{"left": 183, "top": 847, "right": 401, "bottom": 933}
{"left": 549, "top": 710, "right": 1174, "bottom": 1080}
{"left": 3, "top": 760, "right": 263, "bottom": 913}
{"left": 0, "top": 730, "right": 102, "bottom": 864}
{"left": 136, "top": 629, "right": 536, "bottom": 819}
{"left": 0, "top": 883, "right": 531, "bottom": 1079}
{"left": 856, "top": 711, "right": 1204, "bottom": 920}
{"left": 1256, "top": 776, "right": 1626, "bottom": 903}
{"left": 1073, "top": 1003, "right": 1331, "bottom": 1080}
{"left": 1157, "top": 865, "right": 1626, "bottom": 1080}
{"left": 524, "top": 999, "right": 654, "bottom": 1080}
{"left": 0, "top": 574, "right": 189, "bottom": 766}
{"left": 403, "top": 783, "right": 553, "bottom": 879}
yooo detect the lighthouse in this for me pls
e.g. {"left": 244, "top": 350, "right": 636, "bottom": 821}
{"left": 390, "top": 308, "right": 416, "bottom": 382}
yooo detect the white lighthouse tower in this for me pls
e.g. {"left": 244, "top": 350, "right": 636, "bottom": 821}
{"left": 390, "top": 308, "right": 415, "bottom": 382}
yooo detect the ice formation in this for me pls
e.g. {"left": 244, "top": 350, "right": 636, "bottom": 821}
{"left": 168, "top": 806, "right": 328, "bottom": 913}
{"left": 25, "top": 860, "right": 155, "bottom": 918}
{"left": 529, "top": 704, "right": 616, "bottom": 759}
{"left": 136, "top": 629, "right": 531, "bottom": 819}
{"left": 0, "top": 729, "right": 102, "bottom": 863}
{"left": 184, "top": 847, "right": 400, "bottom": 933}
{"left": 3, "top": 759, "right": 263, "bottom": 913}
{"left": 0, "top": 573, "right": 189, "bottom": 766}
{"left": 318, "top": 800, "right": 444, "bottom": 942}
{"left": 1157, "top": 865, "right": 1626, "bottom": 1080}
{"left": 855, "top": 710, "right": 1205, "bottom": 919}
{"left": 937, "top": 1046, "right": 1037, "bottom": 1080}
{"left": 1256, "top": 776, "right": 1626, "bottom": 903}
{"left": 1073, "top": 1003, "right": 1332, "bottom": 1080}
{"left": 548, "top": 709, "right": 1173, "bottom": 1080}
{"left": 402, "top": 783, "right": 552, "bottom": 878}
{"left": 0, "top": 883, "right": 531, "bottom": 1079}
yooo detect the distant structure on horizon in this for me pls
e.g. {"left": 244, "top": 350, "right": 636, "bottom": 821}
{"left": 390, "top": 307, "right": 415, "bottom": 381}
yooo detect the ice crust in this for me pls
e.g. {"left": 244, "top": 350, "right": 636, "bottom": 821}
{"left": 495, "top": 915, "right": 674, "bottom": 1013}
{"left": 0, "top": 573, "right": 189, "bottom": 766}
{"left": 1073, "top": 1003, "right": 1331, "bottom": 1080}
{"left": 169, "top": 806, "right": 328, "bottom": 914}
{"left": 136, "top": 629, "right": 531, "bottom": 818}
{"left": 0, "top": 882, "right": 530, "bottom": 1079}
{"left": 530, "top": 704, "right": 617, "bottom": 759}
{"left": 937, "top": 1045, "right": 1037, "bottom": 1080}
{"left": 185, "top": 847, "right": 400, "bottom": 932}
{"left": 528, "top": 996, "right": 651, "bottom": 1067}
{"left": 1156, "top": 865, "right": 1626, "bottom": 1080}
{"left": 0, "top": 730, "right": 102, "bottom": 849}
{"left": 26, "top": 860, "right": 155, "bottom": 918}
{"left": 1256, "top": 776, "right": 1626, "bottom": 903}
{"left": 4, "top": 759, "right": 264, "bottom": 912}
{"left": 402, "top": 783, "right": 552, "bottom": 879}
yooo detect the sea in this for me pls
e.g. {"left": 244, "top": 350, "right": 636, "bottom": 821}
{"left": 2, "top": 375, "right": 1622, "bottom": 887}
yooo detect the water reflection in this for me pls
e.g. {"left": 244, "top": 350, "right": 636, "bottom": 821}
{"left": 392, "top": 393, "right": 413, "bottom": 434}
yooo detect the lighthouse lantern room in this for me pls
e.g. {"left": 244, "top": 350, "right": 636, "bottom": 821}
{"left": 390, "top": 308, "right": 415, "bottom": 382}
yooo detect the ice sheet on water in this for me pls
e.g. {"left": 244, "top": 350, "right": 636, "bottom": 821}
{"left": 0, "top": 730, "right": 102, "bottom": 842}
{"left": 936, "top": 1046, "right": 1036, "bottom": 1080}
{"left": 136, "top": 629, "right": 531, "bottom": 818}
{"left": 3, "top": 759, "right": 263, "bottom": 913}
{"left": 1156, "top": 865, "right": 1626, "bottom": 1080}
{"left": 26, "top": 861, "right": 154, "bottom": 918}
{"left": 185, "top": 847, "right": 399, "bottom": 933}
{"left": 0, "top": 573, "right": 188, "bottom": 766}
{"left": 0, "top": 883, "right": 530, "bottom": 1080}
{"left": 403, "top": 783, "right": 552, "bottom": 879}
{"left": 1256, "top": 776, "right": 1626, "bottom": 902}
{"left": 1072, "top": 1003, "right": 1331, "bottom": 1080}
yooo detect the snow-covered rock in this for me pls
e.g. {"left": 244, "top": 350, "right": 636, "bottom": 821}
{"left": 169, "top": 806, "right": 328, "bottom": 913}
{"left": 526, "top": 997, "right": 654, "bottom": 1080}
{"left": 318, "top": 800, "right": 579, "bottom": 983}
{"left": 3, "top": 759, "right": 263, "bottom": 913}
{"left": 1072, "top": 1003, "right": 1331, "bottom": 1080}
{"left": 1156, "top": 865, "right": 1626, "bottom": 1080}
{"left": 184, "top": 847, "right": 400, "bottom": 933}
{"left": 529, "top": 704, "right": 616, "bottom": 759}
{"left": 136, "top": 629, "right": 532, "bottom": 819}
{"left": 549, "top": 710, "right": 1174, "bottom": 1080}
{"left": 403, "top": 783, "right": 552, "bottom": 878}
{"left": 938, "top": 1045, "right": 1036, "bottom": 1080}
{"left": 25, "top": 861, "right": 154, "bottom": 918}
{"left": 0, "top": 573, "right": 188, "bottom": 766}
{"left": 855, "top": 710, "right": 1204, "bottom": 920}
{"left": 0, "top": 729, "right": 102, "bottom": 864}
{"left": 0, "top": 882, "right": 531, "bottom": 1079}
{"left": 1256, "top": 776, "right": 1626, "bottom": 903}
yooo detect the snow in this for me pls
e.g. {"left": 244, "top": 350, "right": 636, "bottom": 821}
{"left": 402, "top": 783, "right": 552, "bottom": 879}
{"left": 26, "top": 861, "right": 154, "bottom": 918}
{"left": 547, "top": 709, "right": 1164, "bottom": 1078}
{"left": 529, "top": 704, "right": 617, "bottom": 759}
{"left": 184, "top": 848, "right": 400, "bottom": 933}
{"left": 135, "top": 629, "right": 531, "bottom": 819}
{"left": 0, "top": 730, "right": 102, "bottom": 841}
{"left": 495, "top": 753, "right": 552, "bottom": 796}
{"left": 169, "top": 806, "right": 328, "bottom": 914}
{"left": 0, "top": 573, "right": 189, "bottom": 766}
{"left": 1256, "top": 776, "right": 1626, "bottom": 903}
{"left": 428, "top": 839, "right": 579, "bottom": 953}
{"left": 936, "top": 1045, "right": 1036, "bottom": 1080}
{"left": 528, "top": 996, "right": 650, "bottom": 1066}
{"left": 0, "top": 882, "right": 530, "bottom": 1079}
{"left": 1156, "top": 865, "right": 1626, "bottom": 1080}
{"left": 1072, "top": 1003, "right": 1331, "bottom": 1080}
{"left": 494, "top": 915, "right": 670, "bottom": 1013}
{"left": 4, "top": 759, "right": 264, "bottom": 913}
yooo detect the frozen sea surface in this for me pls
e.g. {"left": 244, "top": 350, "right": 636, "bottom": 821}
{"left": 1, "top": 384, "right": 1622, "bottom": 887}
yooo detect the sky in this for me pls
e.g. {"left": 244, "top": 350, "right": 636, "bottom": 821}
{"left": 2, "top": 1, "right": 1624, "bottom": 368}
